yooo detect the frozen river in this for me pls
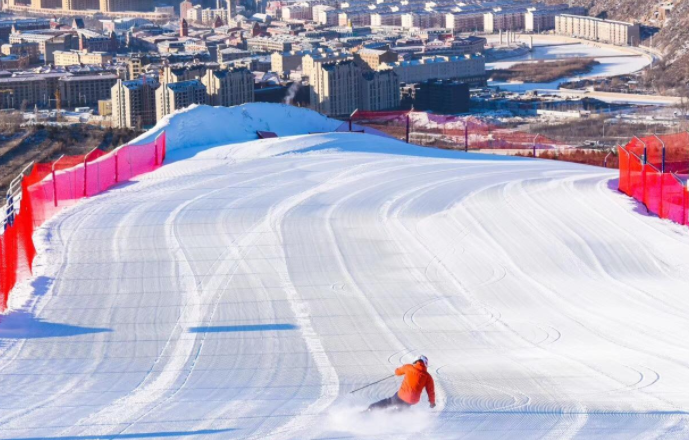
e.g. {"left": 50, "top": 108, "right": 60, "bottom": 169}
{"left": 486, "top": 36, "right": 653, "bottom": 93}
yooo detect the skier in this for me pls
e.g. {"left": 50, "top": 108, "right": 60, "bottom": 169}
{"left": 367, "top": 355, "right": 436, "bottom": 412}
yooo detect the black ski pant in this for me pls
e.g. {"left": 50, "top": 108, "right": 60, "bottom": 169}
{"left": 367, "top": 393, "right": 412, "bottom": 411}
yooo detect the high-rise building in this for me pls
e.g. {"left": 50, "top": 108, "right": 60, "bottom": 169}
{"left": 360, "top": 69, "right": 399, "bottom": 111}
{"left": 180, "top": 0, "right": 193, "bottom": 20}
{"left": 201, "top": 67, "right": 254, "bottom": 107}
{"left": 311, "top": 60, "right": 360, "bottom": 116}
{"left": 112, "top": 77, "right": 158, "bottom": 129}
{"left": 156, "top": 79, "right": 207, "bottom": 121}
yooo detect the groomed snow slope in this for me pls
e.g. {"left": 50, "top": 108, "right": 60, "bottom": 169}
{"left": 2, "top": 106, "right": 689, "bottom": 439}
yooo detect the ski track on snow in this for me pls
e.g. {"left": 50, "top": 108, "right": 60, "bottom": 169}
{"left": 1, "top": 132, "right": 689, "bottom": 439}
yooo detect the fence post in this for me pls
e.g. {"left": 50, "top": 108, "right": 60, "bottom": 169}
{"left": 154, "top": 136, "right": 159, "bottom": 166}
{"left": 464, "top": 123, "right": 469, "bottom": 152}
{"left": 83, "top": 147, "right": 99, "bottom": 197}
{"left": 634, "top": 136, "right": 647, "bottom": 205}
{"left": 51, "top": 155, "right": 64, "bottom": 208}
{"left": 349, "top": 109, "right": 358, "bottom": 132}
{"left": 684, "top": 185, "right": 688, "bottom": 226}
{"left": 533, "top": 133, "right": 540, "bottom": 158}
{"left": 114, "top": 150, "right": 119, "bottom": 183}
{"left": 405, "top": 111, "right": 411, "bottom": 144}
{"left": 653, "top": 134, "right": 665, "bottom": 173}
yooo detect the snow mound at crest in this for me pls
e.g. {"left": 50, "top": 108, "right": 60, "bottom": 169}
{"left": 131, "top": 103, "right": 347, "bottom": 153}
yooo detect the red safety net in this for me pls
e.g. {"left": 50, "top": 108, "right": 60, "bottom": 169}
{"left": 661, "top": 174, "right": 688, "bottom": 225}
{"left": 644, "top": 165, "right": 663, "bottom": 217}
{"left": 0, "top": 132, "right": 167, "bottom": 311}
{"left": 629, "top": 153, "right": 644, "bottom": 202}
{"left": 351, "top": 110, "right": 572, "bottom": 152}
{"left": 618, "top": 132, "right": 688, "bottom": 228}
{"left": 618, "top": 146, "right": 630, "bottom": 195}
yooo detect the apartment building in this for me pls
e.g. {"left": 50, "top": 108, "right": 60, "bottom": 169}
{"left": 484, "top": 8, "right": 526, "bottom": 33}
{"left": 360, "top": 69, "right": 399, "bottom": 111}
{"left": 59, "top": 73, "right": 118, "bottom": 107}
{"left": 161, "top": 64, "right": 214, "bottom": 84}
{"left": 156, "top": 79, "right": 207, "bottom": 121}
{"left": 219, "top": 47, "right": 251, "bottom": 64}
{"left": 99, "top": 0, "right": 154, "bottom": 12}
{"left": 370, "top": 12, "right": 403, "bottom": 27}
{"left": 353, "top": 47, "right": 398, "bottom": 71}
{"left": 401, "top": 12, "right": 444, "bottom": 29}
{"left": 201, "top": 67, "right": 254, "bottom": 107}
{"left": 302, "top": 50, "right": 352, "bottom": 81}
{"left": 111, "top": 77, "right": 158, "bottom": 129}
{"left": 61, "top": 0, "right": 99, "bottom": 10}
{"left": 271, "top": 50, "right": 307, "bottom": 76}
{"left": 9, "top": 31, "right": 73, "bottom": 59}
{"left": 54, "top": 50, "right": 113, "bottom": 66}
{"left": 0, "top": 18, "right": 50, "bottom": 41}
{"left": 281, "top": 3, "right": 311, "bottom": 20}
{"left": 445, "top": 11, "right": 485, "bottom": 32}
{"left": 312, "top": 60, "right": 360, "bottom": 116}
{"left": 383, "top": 54, "right": 485, "bottom": 84}
{"left": 555, "top": 14, "right": 641, "bottom": 46}
{"left": 246, "top": 36, "right": 294, "bottom": 54}
{"left": 1, "top": 42, "right": 40, "bottom": 63}
{"left": 525, "top": 6, "right": 585, "bottom": 32}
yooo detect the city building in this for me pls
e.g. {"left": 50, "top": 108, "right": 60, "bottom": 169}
{"left": 311, "top": 59, "right": 360, "bottom": 116}
{"left": 246, "top": 36, "right": 294, "bottom": 54}
{"left": 54, "top": 50, "right": 114, "bottom": 66}
{"left": 401, "top": 12, "right": 444, "bottom": 29}
{"left": 0, "top": 18, "right": 51, "bottom": 41}
{"left": 156, "top": 79, "right": 207, "bottom": 121}
{"left": 59, "top": 73, "right": 119, "bottom": 107}
{"left": 99, "top": 0, "right": 155, "bottom": 13}
{"left": 446, "top": 11, "right": 487, "bottom": 32}
{"left": 411, "top": 79, "right": 470, "bottom": 113}
{"left": 353, "top": 47, "right": 398, "bottom": 71}
{"left": 271, "top": 50, "right": 307, "bottom": 76}
{"left": 302, "top": 50, "right": 352, "bottom": 81}
{"left": 201, "top": 66, "right": 254, "bottom": 106}
{"left": 219, "top": 47, "right": 251, "bottom": 64}
{"left": 525, "top": 6, "right": 585, "bottom": 32}
{"left": 383, "top": 54, "right": 485, "bottom": 85}
{"left": 484, "top": 8, "right": 526, "bottom": 33}
{"left": 281, "top": 3, "right": 311, "bottom": 20}
{"left": 180, "top": 0, "right": 194, "bottom": 23}
{"left": 1, "top": 42, "right": 41, "bottom": 64}
{"left": 111, "top": 77, "right": 158, "bottom": 128}
{"left": 360, "top": 69, "right": 399, "bottom": 111}
{"left": 555, "top": 14, "right": 641, "bottom": 46}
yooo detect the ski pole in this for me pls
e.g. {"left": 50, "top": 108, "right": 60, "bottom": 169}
{"left": 349, "top": 375, "right": 395, "bottom": 394}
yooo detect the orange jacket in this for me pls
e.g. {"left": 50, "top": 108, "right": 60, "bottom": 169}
{"left": 395, "top": 362, "right": 435, "bottom": 405}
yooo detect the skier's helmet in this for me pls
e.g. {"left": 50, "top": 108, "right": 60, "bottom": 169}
{"left": 416, "top": 355, "right": 429, "bottom": 367}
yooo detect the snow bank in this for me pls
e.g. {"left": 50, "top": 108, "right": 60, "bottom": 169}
{"left": 131, "top": 103, "right": 343, "bottom": 153}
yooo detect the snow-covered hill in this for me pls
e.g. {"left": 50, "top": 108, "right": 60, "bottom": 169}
{"left": 1, "top": 104, "right": 688, "bottom": 439}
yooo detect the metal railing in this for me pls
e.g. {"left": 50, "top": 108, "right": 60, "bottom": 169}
{"left": 1, "top": 162, "right": 33, "bottom": 232}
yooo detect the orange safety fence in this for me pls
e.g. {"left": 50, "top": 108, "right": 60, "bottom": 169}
{"left": 618, "top": 131, "right": 688, "bottom": 228}
{"left": 0, "top": 133, "right": 166, "bottom": 311}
